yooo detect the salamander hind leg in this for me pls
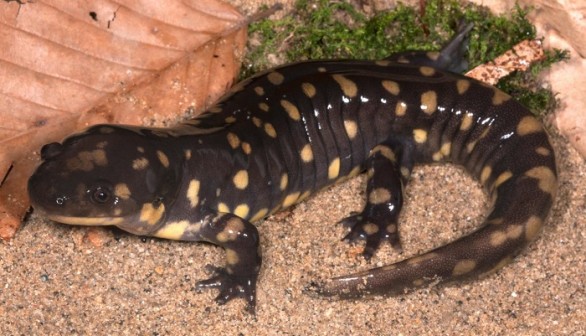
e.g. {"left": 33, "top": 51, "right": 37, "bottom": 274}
{"left": 340, "top": 139, "right": 414, "bottom": 259}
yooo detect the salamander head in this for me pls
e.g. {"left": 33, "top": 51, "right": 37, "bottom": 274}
{"left": 28, "top": 125, "right": 181, "bottom": 234}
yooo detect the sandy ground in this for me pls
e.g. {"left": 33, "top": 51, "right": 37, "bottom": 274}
{"left": 1, "top": 1, "right": 585, "bottom": 335}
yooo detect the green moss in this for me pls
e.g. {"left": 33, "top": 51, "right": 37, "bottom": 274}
{"left": 242, "top": 0, "right": 565, "bottom": 116}
{"left": 496, "top": 49, "right": 569, "bottom": 115}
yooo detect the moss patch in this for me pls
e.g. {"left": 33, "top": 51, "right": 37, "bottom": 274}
{"left": 243, "top": 0, "right": 566, "bottom": 116}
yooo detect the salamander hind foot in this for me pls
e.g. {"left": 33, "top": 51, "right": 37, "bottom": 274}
{"left": 339, "top": 214, "right": 402, "bottom": 259}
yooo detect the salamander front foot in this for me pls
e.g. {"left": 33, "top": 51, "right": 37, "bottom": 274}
{"left": 196, "top": 265, "right": 258, "bottom": 314}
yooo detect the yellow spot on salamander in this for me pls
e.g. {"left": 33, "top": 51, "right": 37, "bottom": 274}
{"left": 413, "top": 129, "right": 427, "bottom": 143}
{"left": 225, "top": 249, "right": 240, "bottom": 265}
{"left": 280, "top": 173, "right": 288, "bottom": 191}
{"left": 154, "top": 220, "right": 193, "bottom": 240}
{"left": 252, "top": 117, "right": 262, "bottom": 128}
{"left": 407, "top": 252, "right": 439, "bottom": 265}
{"left": 466, "top": 140, "right": 478, "bottom": 153}
{"left": 216, "top": 217, "right": 245, "bottom": 243}
{"left": 209, "top": 106, "right": 222, "bottom": 113}
{"left": 259, "top": 102, "right": 270, "bottom": 112}
{"left": 490, "top": 224, "right": 524, "bottom": 246}
{"left": 375, "top": 60, "right": 390, "bottom": 66}
{"left": 493, "top": 171, "right": 513, "bottom": 190}
{"left": 298, "top": 190, "right": 312, "bottom": 202}
{"left": 46, "top": 215, "right": 123, "bottom": 226}
{"left": 227, "top": 132, "right": 240, "bottom": 149}
{"left": 363, "top": 223, "right": 379, "bottom": 235}
{"left": 452, "top": 259, "right": 476, "bottom": 276}
{"left": 490, "top": 231, "right": 507, "bottom": 247}
{"left": 267, "top": 71, "right": 284, "bottom": 85}
{"left": 426, "top": 51, "right": 440, "bottom": 60}
{"left": 440, "top": 142, "right": 452, "bottom": 157}
{"left": 283, "top": 192, "right": 301, "bottom": 208}
{"left": 139, "top": 203, "right": 165, "bottom": 226}
{"left": 349, "top": 166, "right": 362, "bottom": 177}
{"left": 328, "top": 157, "right": 341, "bottom": 180}
{"left": 479, "top": 126, "right": 491, "bottom": 139}
{"left": 281, "top": 100, "right": 300, "bottom": 121}
{"left": 184, "top": 149, "right": 192, "bottom": 160}
{"left": 264, "top": 123, "right": 277, "bottom": 138}
{"left": 332, "top": 74, "right": 357, "bottom": 98}
{"left": 395, "top": 101, "right": 407, "bottom": 116}
{"left": 369, "top": 188, "right": 391, "bottom": 204}
{"left": 302, "top": 82, "right": 316, "bottom": 98}
{"left": 460, "top": 112, "right": 474, "bottom": 131}
{"left": 524, "top": 166, "right": 557, "bottom": 197}
{"left": 525, "top": 216, "right": 543, "bottom": 241}
{"left": 234, "top": 204, "right": 250, "bottom": 219}
{"left": 218, "top": 203, "right": 230, "bottom": 213}
{"left": 420, "top": 90, "right": 437, "bottom": 114}
{"left": 535, "top": 147, "right": 551, "bottom": 156}
{"left": 254, "top": 86, "right": 265, "bottom": 96}
{"left": 132, "top": 157, "right": 149, "bottom": 170}
{"left": 300, "top": 144, "right": 314, "bottom": 162}
{"left": 480, "top": 166, "right": 492, "bottom": 185}
{"left": 344, "top": 120, "right": 358, "bottom": 139}
{"left": 372, "top": 145, "right": 396, "bottom": 162}
{"left": 396, "top": 56, "right": 409, "bottom": 64}
{"left": 456, "top": 79, "right": 470, "bottom": 94}
{"left": 66, "top": 149, "right": 108, "bottom": 172}
{"left": 381, "top": 80, "right": 400, "bottom": 95}
{"left": 225, "top": 116, "right": 236, "bottom": 123}
{"left": 233, "top": 170, "right": 249, "bottom": 190}
{"left": 492, "top": 89, "right": 511, "bottom": 105}
{"left": 157, "top": 150, "right": 169, "bottom": 168}
{"left": 412, "top": 279, "right": 426, "bottom": 286}
{"left": 507, "top": 224, "right": 524, "bottom": 240}
{"left": 187, "top": 179, "right": 200, "bottom": 208}
{"left": 517, "top": 116, "right": 543, "bottom": 136}
{"left": 114, "top": 183, "right": 131, "bottom": 200}
{"left": 242, "top": 142, "right": 252, "bottom": 155}
{"left": 419, "top": 66, "right": 435, "bottom": 76}
{"left": 488, "top": 218, "right": 504, "bottom": 225}
{"left": 250, "top": 208, "right": 269, "bottom": 222}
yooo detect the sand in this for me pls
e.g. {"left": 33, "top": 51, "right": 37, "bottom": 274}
{"left": 1, "top": 1, "right": 585, "bottom": 335}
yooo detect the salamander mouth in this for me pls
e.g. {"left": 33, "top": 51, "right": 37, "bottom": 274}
{"left": 46, "top": 214, "right": 125, "bottom": 226}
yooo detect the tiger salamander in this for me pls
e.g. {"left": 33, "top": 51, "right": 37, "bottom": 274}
{"left": 28, "top": 27, "right": 557, "bottom": 313}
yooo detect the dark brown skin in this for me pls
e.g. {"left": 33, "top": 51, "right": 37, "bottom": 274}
{"left": 28, "top": 27, "right": 557, "bottom": 313}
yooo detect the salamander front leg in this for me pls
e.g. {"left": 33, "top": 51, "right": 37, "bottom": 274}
{"left": 194, "top": 213, "right": 261, "bottom": 313}
{"left": 340, "top": 141, "right": 414, "bottom": 259}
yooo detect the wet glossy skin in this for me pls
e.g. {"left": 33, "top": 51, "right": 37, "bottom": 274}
{"left": 28, "top": 30, "right": 557, "bottom": 313}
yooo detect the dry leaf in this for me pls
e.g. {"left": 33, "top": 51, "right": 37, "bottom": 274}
{"left": 465, "top": 40, "right": 545, "bottom": 85}
{"left": 0, "top": 0, "right": 248, "bottom": 240}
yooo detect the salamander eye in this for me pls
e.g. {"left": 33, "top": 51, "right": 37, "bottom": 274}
{"left": 91, "top": 187, "right": 111, "bottom": 204}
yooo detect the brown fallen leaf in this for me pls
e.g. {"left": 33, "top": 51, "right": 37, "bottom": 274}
{"left": 0, "top": 0, "right": 249, "bottom": 240}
